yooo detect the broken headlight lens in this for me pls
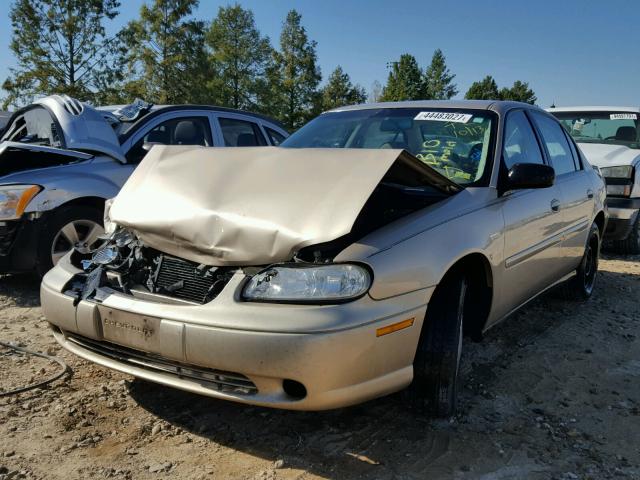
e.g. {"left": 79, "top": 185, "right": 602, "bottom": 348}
{"left": 91, "top": 245, "right": 119, "bottom": 265}
{"left": 242, "top": 264, "right": 371, "bottom": 303}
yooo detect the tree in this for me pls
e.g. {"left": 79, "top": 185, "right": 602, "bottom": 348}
{"left": 319, "top": 66, "right": 366, "bottom": 111}
{"left": 423, "top": 49, "right": 457, "bottom": 100}
{"left": 499, "top": 80, "right": 537, "bottom": 104}
{"left": 270, "top": 10, "right": 321, "bottom": 129}
{"left": 206, "top": 4, "right": 273, "bottom": 110}
{"left": 369, "top": 80, "right": 382, "bottom": 103}
{"left": 2, "top": 0, "right": 121, "bottom": 108}
{"left": 119, "top": 0, "right": 210, "bottom": 104}
{"left": 464, "top": 75, "right": 500, "bottom": 100}
{"left": 380, "top": 54, "right": 425, "bottom": 101}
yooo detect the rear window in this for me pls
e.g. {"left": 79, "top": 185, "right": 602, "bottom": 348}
{"left": 0, "top": 106, "right": 63, "bottom": 147}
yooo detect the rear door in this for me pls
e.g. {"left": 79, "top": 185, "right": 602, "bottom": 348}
{"left": 214, "top": 114, "right": 268, "bottom": 147}
{"left": 495, "top": 109, "right": 565, "bottom": 318}
{"left": 529, "top": 111, "right": 593, "bottom": 273}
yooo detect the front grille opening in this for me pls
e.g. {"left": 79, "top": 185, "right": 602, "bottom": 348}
{"left": 67, "top": 242, "right": 237, "bottom": 305}
{"left": 283, "top": 379, "right": 307, "bottom": 400}
{"left": 66, "top": 333, "right": 258, "bottom": 395}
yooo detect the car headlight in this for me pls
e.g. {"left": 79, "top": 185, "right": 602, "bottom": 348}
{"left": 242, "top": 264, "right": 372, "bottom": 303}
{"left": 606, "top": 184, "right": 632, "bottom": 197}
{"left": 0, "top": 185, "right": 42, "bottom": 221}
{"left": 600, "top": 165, "right": 633, "bottom": 178}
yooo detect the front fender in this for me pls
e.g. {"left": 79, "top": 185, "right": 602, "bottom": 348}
{"left": 337, "top": 188, "right": 504, "bottom": 300}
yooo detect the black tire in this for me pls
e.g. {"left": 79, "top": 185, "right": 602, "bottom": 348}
{"left": 411, "top": 273, "right": 467, "bottom": 417}
{"left": 36, "top": 205, "right": 104, "bottom": 277}
{"left": 609, "top": 214, "right": 640, "bottom": 255}
{"left": 558, "top": 222, "right": 600, "bottom": 301}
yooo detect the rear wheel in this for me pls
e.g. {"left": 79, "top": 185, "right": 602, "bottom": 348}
{"left": 411, "top": 273, "right": 467, "bottom": 417}
{"left": 36, "top": 205, "right": 104, "bottom": 277}
{"left": 558, "top": 222, "right": 600, "bottom": 301}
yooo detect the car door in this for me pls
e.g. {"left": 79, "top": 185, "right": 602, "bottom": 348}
{"left": 214, "top": 114, "right": 269, "bottom": 147}
{"left": 123, "top": 111, "right": 215, "bottom": 164}
{"left": 495, "top": 109, "right": 566, "bottom": 318}
{"left": 529, "top": 111, "right": 593, "bottom": 273}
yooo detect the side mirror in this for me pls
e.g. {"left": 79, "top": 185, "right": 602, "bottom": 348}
{"left": 505, "top": 163, "right": 555, "bottom": 191}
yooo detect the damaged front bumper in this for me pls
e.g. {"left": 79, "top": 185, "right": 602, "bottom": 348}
{"left": 42, "top": 253, "right": 432, "bottom": 410}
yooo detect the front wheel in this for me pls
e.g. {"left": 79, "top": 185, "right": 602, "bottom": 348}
{"left": 36, "top": 205, "right": 104, "bottom": 277}
{"left": 410, "top": 273, "right": 467, "bottom": 417}
{"left": 559, "top": 222, "right": 600, "bottom": 301}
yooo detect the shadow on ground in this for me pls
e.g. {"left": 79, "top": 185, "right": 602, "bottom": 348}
{"left": 0, "top": 273, "right": 41, "bottom": 307}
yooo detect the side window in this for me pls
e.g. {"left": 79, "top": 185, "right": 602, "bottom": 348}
{"left": 562, "top": 129, "right": 582, "bottom": 171}
{"left": 126, "top": 116, "right": 212, "bottom": 164}
{"left": 219, "top": 117, "right": 267, "bottom": 147}
{"left": 265, "top": 127, "right": 286, "bottom": 146}
{"left": 502, "top": 110, "right": 544, "bottom": 170}
{"left": 530, "top": 112, "right": 577, "bottom": 175}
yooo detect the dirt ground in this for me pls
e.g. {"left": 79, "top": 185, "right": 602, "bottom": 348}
{"left": 1, "top": 254, "right": 639, "bottom": 480}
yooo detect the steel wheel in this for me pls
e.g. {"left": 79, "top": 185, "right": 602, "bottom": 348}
{"left": 582, "top": 234, "right": 598, "bottom": 295}
{"left": 50, "top": 219, "right": 104, "bottom": 266}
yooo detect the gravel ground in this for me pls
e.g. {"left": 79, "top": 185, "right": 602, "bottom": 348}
{"left": 0, "top": 254, "right": 639, "bottom": 480}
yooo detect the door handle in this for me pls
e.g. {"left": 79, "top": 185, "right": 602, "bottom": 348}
{"left": 587, "top": 189, "right": 594, "bottom": 199}
{"left": 551, "top": 199, "right": 560, "bottom": 212}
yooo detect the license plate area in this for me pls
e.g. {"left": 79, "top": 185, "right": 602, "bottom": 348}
{"left": 98, "top": 306, "right": 162, "bottom": 352}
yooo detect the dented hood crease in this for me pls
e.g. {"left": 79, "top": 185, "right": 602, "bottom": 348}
{"left": 108, "top": 146, "right": 457, "bottom": 265}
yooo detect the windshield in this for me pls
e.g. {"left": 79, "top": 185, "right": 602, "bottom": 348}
{"left": 0, "top": 106, "right": 63, "bottom": 147}
{"left": 281, "top": 108, "right": 495, "bottom": 184}
{"left": 552, "top": 111, "right": 640, "bottom": 149}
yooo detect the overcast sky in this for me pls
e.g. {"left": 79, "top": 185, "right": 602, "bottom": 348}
{"left": 0, "top": 0, "right": 638, "bottom": 108}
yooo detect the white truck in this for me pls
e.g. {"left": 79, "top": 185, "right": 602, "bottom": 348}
{"left": 549, "top": 106, "right": 640, "bottom": 253}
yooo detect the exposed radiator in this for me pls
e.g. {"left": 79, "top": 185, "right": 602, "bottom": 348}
{"left": 153, "top": 255, "right": 234, "bottom": 304}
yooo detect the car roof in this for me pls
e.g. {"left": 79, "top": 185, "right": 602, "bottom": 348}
{"left": 328, "top": 100, "right": 546, "bottom": 116}
{"left": 98, "top": 104, "right": 286, "bottom": 130}
{"left": 548, "top": 106, "right": 640, "bottom": 113}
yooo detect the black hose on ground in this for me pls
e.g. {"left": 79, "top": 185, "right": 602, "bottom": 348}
{"left": 0, "top": 340, "right": 70, "bottom": 397}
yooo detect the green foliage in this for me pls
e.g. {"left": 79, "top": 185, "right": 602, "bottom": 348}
{"left": 464, "top": 75, "right": 500, "bottom": 100}
{"left": 2, "top": 0, "right": 121, "bottom": 108}
{"left": 206, "top": 3, "right": 273, "bottom": 110}
{"left": 319, "top": 66, "right": 366, "bottom": 111}
{"left": 1, "top": 1, "right": 538, "bottom": 125}
{"left": 380, "top": 54, "right": 425, "bottom": 101}
{"left": 269, "top": 10, "right": 321, "bottom": 130}
{"left": 499, "top": 80, "right": 537, "bottom": 104}
{"left": 424, "top": 49, "right": 457, "bottom": 100}
{"left": 466, "top": 76, "right": 537, "bottom": 104}
{"left": 119, "top": 0, "right": 210, "bottom": 104}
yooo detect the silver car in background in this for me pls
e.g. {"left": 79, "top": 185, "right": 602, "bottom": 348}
{"left": 0, "top": 95, "right": 288, "bottom": 275}
{"left": 42, "top": 101, "right": 606, "bottom": 416}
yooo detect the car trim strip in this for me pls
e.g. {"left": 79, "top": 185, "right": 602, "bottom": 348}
{"left": 505, "top": 220, "right": 590, "bottom": 269}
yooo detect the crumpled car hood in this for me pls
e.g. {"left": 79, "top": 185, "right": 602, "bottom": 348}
{"left": 33, "top": 95, "right": 125, "bottom": 162}
{"left": 578, "top": 142, "right": 640, "bottom": 168}
{"left": 108, "top": 146, "right": 458, "bottom": 266}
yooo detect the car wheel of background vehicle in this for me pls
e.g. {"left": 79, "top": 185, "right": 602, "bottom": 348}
{"left": 36, "top": 205, "right": 104, "bottom": 277}
{"left": 610, "top": 214, "right": 640, "bottom": 255}
{"left": 558, "top": 222, "right": 600, "bottom": 301}
{"left": 410, "top": 273, "right": 466, "bottom": 417}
